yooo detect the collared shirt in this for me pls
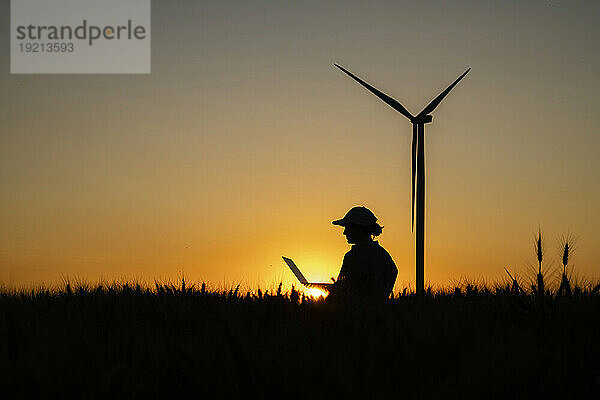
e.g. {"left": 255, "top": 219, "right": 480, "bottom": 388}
{"left": 331, "top": 240, "right": 398, "bottom": 300}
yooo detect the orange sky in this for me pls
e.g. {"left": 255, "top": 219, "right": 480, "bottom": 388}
{"left": 1, "top": 0, "right": 599, "bottom": 290}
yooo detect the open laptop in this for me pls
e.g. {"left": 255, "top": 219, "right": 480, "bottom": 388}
{"left": 282, "top": 256, "right": 332, "bottom": 289}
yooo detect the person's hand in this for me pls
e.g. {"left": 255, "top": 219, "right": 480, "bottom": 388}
{"left": 306, "top": 283, "right": 333, "bottom": 291}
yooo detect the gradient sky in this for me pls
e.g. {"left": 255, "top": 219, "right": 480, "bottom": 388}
{"left": 1, "top": 0, "right": 599, "bottom": 290}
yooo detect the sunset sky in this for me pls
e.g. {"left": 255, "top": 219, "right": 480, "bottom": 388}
{"left": 1, "top": 0, "right": 599, "bottom": 290}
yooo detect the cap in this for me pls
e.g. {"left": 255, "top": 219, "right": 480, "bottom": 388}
{"left": 332, "top": 206, "right": 381, "bottom": 228}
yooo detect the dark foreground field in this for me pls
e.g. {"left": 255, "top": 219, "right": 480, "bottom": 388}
{"left": 2, "top": 282, "right": 600, "bottom": 399}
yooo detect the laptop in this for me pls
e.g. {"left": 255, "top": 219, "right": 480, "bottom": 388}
{"left": 282, "top": 256, "right": 332, "bottom": 289}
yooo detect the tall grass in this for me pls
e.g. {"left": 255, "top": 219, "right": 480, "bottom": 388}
{"left": 504, "top": 267, "right": 523, "bottom": 295}
{"left": 535, "top": 227, "right": 545, "bottom": 296}
{"left": 1, "top": 279, "right": 599, "bottom": 398}
{"left": 529, "top": 229, "right": 580, "bottom": 298}
{"left": 557, "top": 234, "right": 575, "bottom": 297}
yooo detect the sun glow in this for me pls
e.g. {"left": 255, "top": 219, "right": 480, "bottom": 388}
{"left": 305, "top": 287, "right": 328, "bottom": 299}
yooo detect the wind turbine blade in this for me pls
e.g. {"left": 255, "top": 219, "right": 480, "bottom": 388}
{"left": 417, "top": 68, "right": 471, "bottom": 118}
{"left": 411, "top": 124, "right": 417, "bottom": 232}
{"left": 334, "top": 63, "right": 414, "bottom": 121}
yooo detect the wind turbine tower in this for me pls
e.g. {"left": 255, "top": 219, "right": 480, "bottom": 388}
{"left": 334, "top": 64, "right": 470, "bottom": 294}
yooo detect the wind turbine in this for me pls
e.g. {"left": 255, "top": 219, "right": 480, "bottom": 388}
{"left": 334, "top": 63, "right": 470, "bottom": 294}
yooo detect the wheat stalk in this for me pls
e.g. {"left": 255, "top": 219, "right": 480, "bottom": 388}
{"left": 558, "top": 233, "right": 575, "bottom": 297}
{"left": 504, "top": 267, "right": 523, "bottom": 295}
{"left": 535, "top": 228, "right": 544, "bottom": 296}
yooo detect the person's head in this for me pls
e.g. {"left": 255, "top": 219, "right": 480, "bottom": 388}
{"left": 332, "top": 206, "right": 383, "bottom": 244}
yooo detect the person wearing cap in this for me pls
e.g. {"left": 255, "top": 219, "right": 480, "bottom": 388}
{"left": 326, "top": 206, "right": 398, "bottom": 301}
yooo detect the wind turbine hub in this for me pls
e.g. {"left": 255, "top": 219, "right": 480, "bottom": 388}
{"left": 414, "top": 115, "right": 433, "bottom": 124}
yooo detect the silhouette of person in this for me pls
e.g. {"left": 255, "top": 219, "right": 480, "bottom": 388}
{"left": 319, "top": 206, "right": 398, "bottom": 302}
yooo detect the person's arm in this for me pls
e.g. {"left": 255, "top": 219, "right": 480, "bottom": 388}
{"left": 307, "top": 252, "right": 352, "bottom": 293}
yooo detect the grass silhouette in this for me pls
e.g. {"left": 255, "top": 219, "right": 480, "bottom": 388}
{"left": 1, "top": 278, "right": 599, "bottom": 398}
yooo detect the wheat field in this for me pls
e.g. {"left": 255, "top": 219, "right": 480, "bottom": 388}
{"left": 1, "top": 279, "right": 599, "bottom": 399}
